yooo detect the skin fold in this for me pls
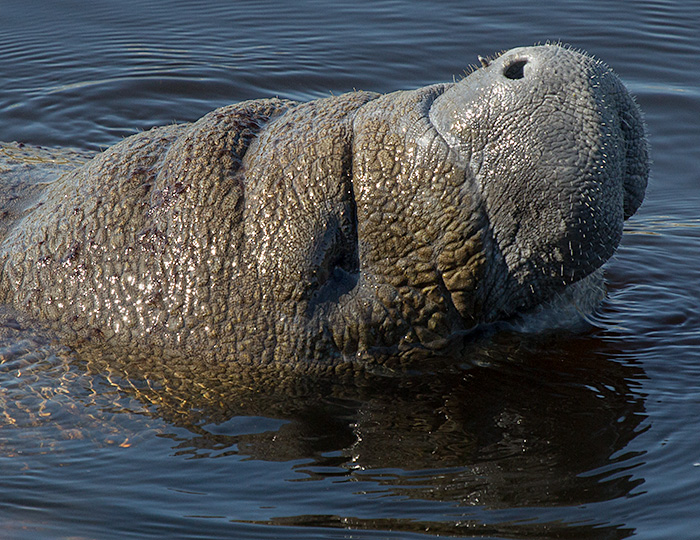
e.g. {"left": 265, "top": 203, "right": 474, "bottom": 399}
{"left": 0, "top": 45, "right": 649, "bottom": 376}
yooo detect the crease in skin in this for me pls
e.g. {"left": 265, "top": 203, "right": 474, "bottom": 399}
{"left": 0, "top": 44, "right": 648, "bottom": 375}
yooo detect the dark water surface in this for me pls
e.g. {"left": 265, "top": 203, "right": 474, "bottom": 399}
{"left": 1, "top": 1, "right": 699, "bottom": 539}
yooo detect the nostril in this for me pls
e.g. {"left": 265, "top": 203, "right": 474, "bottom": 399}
{"left": 503, "top": 59, "right": 528, "bottom": 80}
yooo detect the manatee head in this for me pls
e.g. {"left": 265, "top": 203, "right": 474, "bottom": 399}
{"left": 428, "top": 44, "right": 648, "bottom": 319}
{"left": 0, "top": 44, "right": 649, "bottom": 368}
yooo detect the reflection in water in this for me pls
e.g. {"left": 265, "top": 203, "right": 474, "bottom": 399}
{"left": 236, "top": 515, "right": 635, "bottom": 539}
{"left": 0, "top": 313, "right": 648, "bottom": 538}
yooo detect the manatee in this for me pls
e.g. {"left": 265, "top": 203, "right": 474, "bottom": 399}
{"left": 0, "top": 44, "right": 648, "bottom": 376}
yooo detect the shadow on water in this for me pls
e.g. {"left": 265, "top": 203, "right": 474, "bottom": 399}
{"left": 0, "top": 318, "right": 645, "bottom": 539}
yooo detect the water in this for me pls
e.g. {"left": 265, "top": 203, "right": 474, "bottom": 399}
{"left": 0, "top": 0, "right": 699, "bottom": 538}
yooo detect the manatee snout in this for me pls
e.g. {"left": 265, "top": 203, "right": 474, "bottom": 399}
{"left": 430, "top": 44, "right": 649, "bottom": 313}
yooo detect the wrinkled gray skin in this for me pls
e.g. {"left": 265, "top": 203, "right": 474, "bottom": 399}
{"left": 0, "top": 45, "right": 648, "bottom": 375}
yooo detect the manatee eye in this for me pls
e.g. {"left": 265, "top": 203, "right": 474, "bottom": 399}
{"left": 503, "top": 59, "right": 528, "bottom": 80}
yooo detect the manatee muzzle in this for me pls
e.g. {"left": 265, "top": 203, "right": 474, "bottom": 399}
{"left": 429, "top": 44, "right": 649, "bottom": 308}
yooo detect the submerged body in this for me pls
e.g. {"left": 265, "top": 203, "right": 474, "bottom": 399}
{"left": 0, "top": 45, "right": 648, "bottom": 371}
